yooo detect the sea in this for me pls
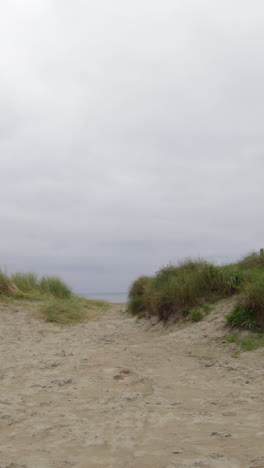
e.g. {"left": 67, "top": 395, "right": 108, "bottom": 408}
{"left": 77, "top": 292, "right": 128, "bottom": 303}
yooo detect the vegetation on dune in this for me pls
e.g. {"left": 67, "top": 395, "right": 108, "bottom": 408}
{"left": 225, "top": 251, "right": 264, "bottom": 331}
{"left": 226, "top": 278, "right": 264, "bottom": 330}
{"left": 128, "top": 259, "right": 244, "bottom": 322}
{"left": 128, "top": 276, "right": 153, "bottom": 315}
{"left": 0, "top": 271, "right": 72, "bottom": 300}
{"left": 39, "top": 276, "right": 72, "bottom": 298}
{"left": 0, "top": 271, "right": 110, "bottom": 325}
{"left": 2, "top": 249, "right": 264, "bottom": 330}
{"left": 128, "top": 250, "right": 264, "bottom": 331}
{"left": 190, "top": 308, "right": 204, "bottom": 322}
{"left": 225, "top": 334, "right": 264, "bottom": 352}
{"left": 10, "top": 272, "right": 38, "bottom": 293}
{"left": 237, "top": 251, "right": 264, "bottom": 270}
{"left": 0, "top": 271, "right": 20, "bottom": 296}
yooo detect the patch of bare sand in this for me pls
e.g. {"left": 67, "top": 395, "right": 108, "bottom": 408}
{"left": 0, "top": 298, "right": 264, "bottom": 468}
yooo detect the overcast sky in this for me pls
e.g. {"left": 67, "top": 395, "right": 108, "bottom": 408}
{"left": 1, "top": 0, "right": 264, "bottom": 293}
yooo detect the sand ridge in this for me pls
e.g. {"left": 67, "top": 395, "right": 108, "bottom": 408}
{"left": 0, "top": 298, "right": 264, "bottom": 468}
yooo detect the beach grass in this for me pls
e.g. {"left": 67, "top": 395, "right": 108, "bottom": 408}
{"left": 0, "top": 271, "right": 72, "bottom": 300}
{"left": 0, "top": 271, "right": 111, "bottom": 324}
{"left": 10, "top": 272, "right": 39, "bottom": 292}
{"left": 128, "top": 259, "right": 244, "bottom": 322}
{"left": 128, "top": 250, "right": 264, "bottom": 330}
{"left": 39, "top": 276, "right": 72, "bottom": 298}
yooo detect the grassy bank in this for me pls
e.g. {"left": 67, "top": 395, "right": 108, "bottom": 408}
{"left": 0, "top": 271, "right": 110, "bottom": 324}
{"left": 128, "top": 251, "right": 264, "bottom": 330}
{"left": 0, "top": 270, "right": 72, "bottom": 299}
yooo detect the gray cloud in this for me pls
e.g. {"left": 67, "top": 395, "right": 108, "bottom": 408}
{"left": 1, "top": 0, "right": 264, "bottom": 293}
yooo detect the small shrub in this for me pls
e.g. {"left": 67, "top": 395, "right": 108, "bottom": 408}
{"left": 226, "top": 304, "right": 258, "bottom": 330}
{"left": 242, "top": 279, "right": 264, "bottom": 328}
{"left": 226, "top": 279, "right": 264, "bottom": 330}
{"left": 190, "top": 308, "right": 203, "bottom": 322}
{"left": 39, "top": 276, "right": 72, "bottom": 298}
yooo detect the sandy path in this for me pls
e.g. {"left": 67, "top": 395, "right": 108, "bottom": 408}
{"left": 0, "top": 298, "right": 264, "bottom": 468}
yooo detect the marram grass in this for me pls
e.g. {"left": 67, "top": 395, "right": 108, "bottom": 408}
{"left": 128, "top": 259, "right": 244, "bottom": 322}
{"left": 0, "top": 271, "right": 72, "bottom": 299}
{"left": 128, "top": 250, "right": 264, "bottom": 330}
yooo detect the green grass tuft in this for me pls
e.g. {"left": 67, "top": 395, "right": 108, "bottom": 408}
{"left": 39, "top": 276, "right": 72, "bottom": 299}
{"left": 0, "top": 270, "right": 20, "bottom": 297}
{"left": 0, "top": 270, "right": 72, "bottom": 300}
{"left": 11, "top": 272, "right": 38, "bottom": 292}
{"left": 226, "top": 278, "right": 264, "bottom": 330}
{"left": 225, "top": 334, "right": 264, "bottom": 352}
{"left": 190, "top": 308, "right": 204, "bottom": 322}
{"left": 226, "top": 304, "right": 258, "bottom": 330}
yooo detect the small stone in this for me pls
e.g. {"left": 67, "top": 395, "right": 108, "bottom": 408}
{"left": 120, "top": 368, "right": 131, "bottom": 374}
{"left": 51, "top": 378, "right": 72, "bottom": 386}
{"left": 172, "top": 449, "right": 183, "bottom": 454}
{"left": 222, "top": 411, "right": 237, "bottom": 416}
{"left": 209, "top": 453, "right": 225, "bottom": 459}
{"left": 114, "top": 374, "right": 124, "bottom": 380}
{"left": 63, "top": 378, "right": 72, "bottom": 385}
{"left": 30, "top": 384, "right": 46, "bottom": 388}
{"left": 211, "top": 432, "right": 231, "bottom": 437}
{"left": 5, "top": 464, "right": 28, "bottom": 468}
